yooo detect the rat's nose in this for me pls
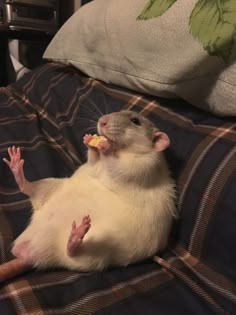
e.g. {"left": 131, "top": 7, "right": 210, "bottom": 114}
{"left": 98, "top": 116, "right": 108, "bottom": 127}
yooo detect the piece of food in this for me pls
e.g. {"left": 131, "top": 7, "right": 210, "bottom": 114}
{"left": 88, "top": 134, "right": 107, "bottom": 147}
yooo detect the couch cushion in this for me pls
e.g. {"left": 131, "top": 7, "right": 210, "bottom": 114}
{"left": 0, "top": 63, "right": 235, "bottom": 313}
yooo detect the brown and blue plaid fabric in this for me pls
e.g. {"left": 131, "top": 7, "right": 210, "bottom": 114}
{"left": 0, "top": 63, "right": 235, "bottom": 314}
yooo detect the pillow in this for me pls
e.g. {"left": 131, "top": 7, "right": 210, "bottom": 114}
{"left": 43, "top": 0, "right": 236, "bottom": 116}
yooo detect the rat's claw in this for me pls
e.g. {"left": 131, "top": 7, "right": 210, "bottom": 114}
{"left": 3, "top": 157, "right": 10, "bottom": 167}
{"left": 8, "top": 147, "right": 13, "bottom": 159}
{"left": 16, "top": 147, "right": 21, "bottom": 158}
{"left": 82, "top": 215, "right": 91, "bottom": 225}
{"left": 6, "top": 146, "right": 21, "bottom": 161}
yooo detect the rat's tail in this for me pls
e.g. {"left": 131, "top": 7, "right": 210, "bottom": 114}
{"left": 0, "top": 258, "right": 31, "bottom": 282}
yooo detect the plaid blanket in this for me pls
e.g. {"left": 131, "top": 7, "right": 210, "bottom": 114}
{"left": 0, "top": 63, "right": 235, "bottom": 314}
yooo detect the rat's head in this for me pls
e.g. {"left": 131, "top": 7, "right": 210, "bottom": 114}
{"left": 97, "top": 111, "right": 170, "bottom": 154}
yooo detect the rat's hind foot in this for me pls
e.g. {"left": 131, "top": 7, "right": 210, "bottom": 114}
{"left": 3, "top": 146, "right": 27, "bottom": 192}
{"left": 67, "top": 215, "right": 91, "bottom": 257}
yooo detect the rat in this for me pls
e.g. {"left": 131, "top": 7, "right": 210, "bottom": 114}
{"left": 0, "top": 110, "right": 176, "bottom": 282}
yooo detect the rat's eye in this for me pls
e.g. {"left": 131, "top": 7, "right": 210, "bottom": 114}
{"left": 130, "top": 117, "right": 141, "bottom": 126}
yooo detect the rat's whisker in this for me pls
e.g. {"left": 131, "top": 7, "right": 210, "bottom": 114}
{"left": 77, "top": 125, "right": 97, "bottom": 132}
{"left": 77, "top": 117, "right": 98, "bottom": 125}
{"left": 77, "top": 125, "right": 97, "bottom": 130}
{"left": 81, "top": 123, "right": 97, "bottom": 130}
{"left": 87, "top": 98, "right": 103, "bottom": 117}
{"left": 80, "top": 103, "right": 100, "bottom": 120}
{"left": 103, "top": 93, "right": 109, "bottom": 114}
{"left": 79, "top": 126, "right": 97, "bottom": 135}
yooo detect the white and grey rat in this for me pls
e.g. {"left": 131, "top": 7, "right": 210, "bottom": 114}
{"left": 0, "top": 110, "right": 176, "bottom": 281}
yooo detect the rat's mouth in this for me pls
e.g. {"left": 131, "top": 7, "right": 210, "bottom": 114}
{"left": 98, "top": 125, "right": 112, "bottom": 142}
{"left": 97, "top": 123, "right": 120, "bottom": 146}
{"left": 98, "top": 130, "right": 115, "bottom": 145}
{"left": 99, "top": 131, "right": 112, "bottom": 143}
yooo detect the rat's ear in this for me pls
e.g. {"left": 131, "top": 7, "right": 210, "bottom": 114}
{"left": 153, "top": 131, "right": 170, "bottom": 152}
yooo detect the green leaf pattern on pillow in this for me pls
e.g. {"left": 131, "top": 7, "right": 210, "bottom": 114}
{"left": 137, "top": 0, "right": 177, "bottom": 19}
{"left": 138, "top": 0, "right": 236, "bottom": 62}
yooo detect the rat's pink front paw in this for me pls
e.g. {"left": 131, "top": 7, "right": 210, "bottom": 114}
{"left": 96, "top": 139, "right": 111, "bottom": 153}
{"left": 67, "top": 215, "right": 91, "bottom": 257}
{"left": 83, "top": 134, "right": 93, "bottom": 146}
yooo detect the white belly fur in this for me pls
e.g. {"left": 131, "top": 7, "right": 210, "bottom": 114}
{"left": 14, "top": 164, "right": 175, "bottom": 271}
